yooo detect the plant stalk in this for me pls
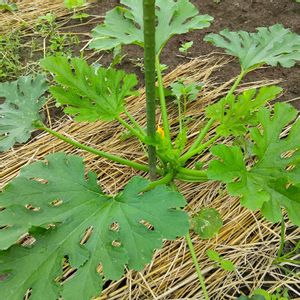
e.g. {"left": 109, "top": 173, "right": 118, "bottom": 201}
{"left": 155, "top": 55, "right": 172, "bottom": 145}
{"left": 143, "top": 0, "right": 157, "bottom": 180}
{"left": 116, "top": 116, "right": 146, "bottom": 142}
{"left": 220, "top": 71, "right": 246, "bottom": 122}
{"left": 187, "top": 118, "right": 215, "bottom": 155}
{"left": 225, "top": 71, "right": 246, "bottom": 100}
{"left": 125, "top": 109, "right": 145, "bottom": 135}
{"left": 143, "top": 171, "right": 174, "bottom": 192}
{"left": 35, "top": 123, "right": 150, "bottom": 173}
{"left": 186, "top": 232, "right": 210, "bottom": 300}
{"left": 180, "top": 134, "right": 220, "bottom": 164}
{"left": 278, "top": 216, "right": 286, "bottom": 258}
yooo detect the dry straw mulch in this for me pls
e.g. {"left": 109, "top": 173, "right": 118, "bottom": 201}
{"left": 1, "top": 55, "right": 300, "bottom": 299}
{"left": 0, "top": 0, "right": 91, "bottom": 34}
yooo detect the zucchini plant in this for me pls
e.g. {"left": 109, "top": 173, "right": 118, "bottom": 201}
{"left": 1, "top": 1, "right": 300, "bottom": 299}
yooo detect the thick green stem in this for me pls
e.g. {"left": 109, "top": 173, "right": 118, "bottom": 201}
{"left": 180, "top": 134, "right": 220, "bottom": 164}
{"left": 143, "top": 171, "right": 174, "bottom": 192}
{"left": 143, "top": 0, "right": 157, "bottom": 180}
{"left": 155, "top": 55, "right": 171, "bottom": 145}
{"left": 177, "top": 167, "right": 208, "bottom": 180}
{"left": 116, "top": 116, "right": 146, "bottom": 142}
{"left": 186, "top": 233, "right": 210, "bottom": 300}
{"left": 35, "top": 123, "right": 150, "bottom": 173}
{"left": 187, "top": 118, "right": 215, "bottom": 156}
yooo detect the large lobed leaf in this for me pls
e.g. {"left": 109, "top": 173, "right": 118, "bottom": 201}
{"left": 204, "top": 24, "right": 300, "bottom": 71}
{"left": 90, "top": 0, "right": 213, "bottom": 54}
{"left": 40, "top": 56, "right": 138, "bottom": 122}
{"left": 206, "top": 86, "right": 282, "bottom": 137}
{"left": 208, "top": 102, "right": 300, "bottom": 225}
{"left": 0, "top": 152, "right": 189, "bottom": 299}
{"left": 0, "top": 75, "right": 47, "bottom": 151}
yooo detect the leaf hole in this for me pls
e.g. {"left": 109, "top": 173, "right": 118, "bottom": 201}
{"left": 281, "top": 149, "right": 297, "bottom": 158}
{"left": 109, "top": 222, "right": 120, "bottom": 232}
{"left": 112, "top": 240, "right": 121, "bottom": 247}
{"left": 30, "top": 177, "right": 48, "bottom": 184}
{"left": 139, "top": 220, "right": 154, "bottom": 231}
{"left": 232, "top": 177, "right": 241, "bottom": 183}
{"left": 58, "top": 256, "right": 77, "bottom": 284}
{"left": 24, "top": 288, "right": 32, "bottom": 300}
{"left": 285, "top": 164, "right": 295, "bottom": 172}
{"left": 80, "top": 226, "right": 93, "bottom": 245}
{"left": 19, "top": 234, "right": 36, "bottom": 247}
{"left": 97, "top": 264, "right": 103, "bottom": 274}
{"left": 25, "top": 204, "right": 40, "bottom": 212}
{"left": 61, "top": 267, "right": 77, "bottom": 284}
{"left": 50, "top": 199, "right": 63, "bottom": 207}
{"left": 285, "top": 182, "right": 293, "bottom": 189}
{"left": 0, "top": 225, "right": 11, "bottom": 230}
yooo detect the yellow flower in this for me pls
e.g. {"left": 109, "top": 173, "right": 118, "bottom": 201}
{"left": 157, "top": 126, "right": 165, "bottom": 139}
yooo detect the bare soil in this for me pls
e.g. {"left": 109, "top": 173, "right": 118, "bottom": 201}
{"left": 79, "top": 0, "right": 300, "bottom": 107}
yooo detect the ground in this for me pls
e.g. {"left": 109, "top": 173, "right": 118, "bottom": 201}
{"left": 1, "top": 0, "right": 300, "bottom": 299}
{"left": 78, "top": 0, "right": 300, "bottom": 107}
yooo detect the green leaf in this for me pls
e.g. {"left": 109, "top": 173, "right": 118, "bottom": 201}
{"left": 237, "top": 296, "right": 266, "bottom": 300}
{"left": 179, "top": 41, "right": 194, "bottom": 54}
{"left": 191, "top": 208, "right": 223, "bottom": 239}
{"left": 0, "top": 75, "right": 48, "bottom": 152}
{"left": 206, "top": 249, "right": 220, "bottom": 262}
{"left": 0, "top": 0, "right": 17, "bottom": 12}
{"left": 64, "top": 0, "right": 86, "bottom": 9}
{"left": 171, "top": 80, "right": 203, "bottom": 103}
{"left": 90, "top": 0, "right": 213, "bottom": 54}
{"left": 206, "top": 86, "right": 283, "bottom": 137}
{"left": 0, "top": 152, "right": 189, "bottom": 299}
{"left": 220, "top": 259, "right": 235, "bottom": 271}
{"left": 71, "top": 12, "right": 90, "bottom": 20}
{"left": 40, "top": 56, "right": 138, "bottom": 122}
{"left": 204, "top": 24, "right": 300, "bottom": 71}
{"left": 208, "top": 102, "right": 300, "bottom": 225}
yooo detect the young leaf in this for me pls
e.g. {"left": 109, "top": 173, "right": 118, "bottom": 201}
{"left": 0, "top": 0, "right": 17, "bottom": 12}
{"left": 0, "top": 75, "right": 48, "bottom": 152}
{"left": 171, "top": 80, "right": 203, "bottom": 103}
{"left": 206, "top": 249, "right": 220, "bottom": 262}
{"left": 179, "top": 41, "right": 194, "bottom": 54}
{"left": 220, "top": 259, "right": 235, "bottom": 271}
{"left": 191, "top": 208, "right": 223, "bottom": 239}
{"left": 0, "top": 152, "right": 189, "bottom": 299}
{"left": 64, "top": 0, "right": 86, "bottom": 9}
{"left": 40, "top": 56, "right": 138, "bottom": 122}
{"left": 204, "top": 24, "right": 300, "bottom": 71}
{"left": 208, "top": 102, "right": 300, "bottom": 226}
{"left": 207, "top": 249, "right": 235, "bottom": 271}
{"left": 90, "top": 0, "right": 213, "bottom": 54}
{"left": 206, "top": 86, "right": 283, "bottom": 137}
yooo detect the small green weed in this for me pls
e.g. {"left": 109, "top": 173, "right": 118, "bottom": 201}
{"left": 179, "top": 41, "right": 193, "bottom": 55}
{"left": 206, "top": 249, "right": 235, "bottom": 271}
{"left": 0, "top": 31, "right": 22, "bottom": 81}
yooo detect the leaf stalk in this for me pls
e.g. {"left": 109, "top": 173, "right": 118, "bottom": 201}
{"left": 155, "top": 55, "right": 172, "bottom": 146}
{"left": 34, "top": 122, "right": 150, "bottom": 173}
{"left": 186, "top": 232, "right": 210, "bottom": 300}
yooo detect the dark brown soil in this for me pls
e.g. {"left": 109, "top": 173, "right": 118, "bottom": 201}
{"left": 78, "top": 0, "right": 300, "bottom": 108}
